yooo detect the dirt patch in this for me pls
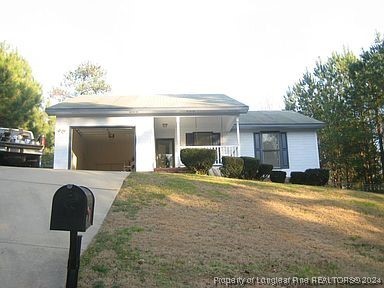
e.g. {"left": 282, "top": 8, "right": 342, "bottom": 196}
{"left": 79, "top": 173, "right": 384, "bottom": 288}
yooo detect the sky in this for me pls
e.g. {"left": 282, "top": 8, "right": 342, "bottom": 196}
{"left": 1, "top": 0, "right": 384, "bottom": 110}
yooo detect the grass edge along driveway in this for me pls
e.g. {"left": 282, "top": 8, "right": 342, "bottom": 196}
{"left": 78, "top": 172, "right": 384, "bottom": 288}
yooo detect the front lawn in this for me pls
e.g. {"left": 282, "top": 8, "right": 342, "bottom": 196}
{"left": 79, "top": 172, "right": 384, "bottom": 287}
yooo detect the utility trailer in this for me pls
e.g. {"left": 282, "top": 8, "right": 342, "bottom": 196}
{"left": 0, "top": 128, "right": 45, "bottom": 168}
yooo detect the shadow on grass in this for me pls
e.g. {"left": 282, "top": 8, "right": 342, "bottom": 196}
{"left": 79, "top": 172, "right": 384, "bottom": 288}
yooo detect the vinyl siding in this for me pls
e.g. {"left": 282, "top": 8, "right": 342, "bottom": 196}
{"left": 286, "top": 131, "right": 320, "bottom": 175}
{"left": 224, "top": 129, "right": 320, "bottom": 176}
{"left": 222, "top": 131, "right": 254, "bottom": 156}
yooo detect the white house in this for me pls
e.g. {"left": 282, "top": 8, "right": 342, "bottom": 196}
{"left": 46, "top": 94, "right": 325, "bottom": 175}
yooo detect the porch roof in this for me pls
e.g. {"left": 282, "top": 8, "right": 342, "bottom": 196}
{"left": 46, "top": 94, "right": 249, "bottom": 117}
{"left": 239, "top": 111, "right": 325, "bottom": 129}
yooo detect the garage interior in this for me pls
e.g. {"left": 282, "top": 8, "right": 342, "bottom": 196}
{"left": 70, "top": 127, "right": 135, "bottom": 171}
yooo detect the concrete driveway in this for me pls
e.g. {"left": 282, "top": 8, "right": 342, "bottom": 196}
{"left": 0, "top": 166, "right": 128, "bottom": 288}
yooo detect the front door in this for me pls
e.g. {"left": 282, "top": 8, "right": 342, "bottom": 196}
{"left": 155, "top": 139, "right": 175, "bottom": 168}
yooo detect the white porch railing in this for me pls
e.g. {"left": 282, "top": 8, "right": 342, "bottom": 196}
{"left": 179, "top": 145, "right": 239, "bottom": 165}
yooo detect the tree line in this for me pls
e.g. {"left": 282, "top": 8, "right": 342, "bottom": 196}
{"left": 0, "top": 42, "right": 53, "bottom": 145}
{"left": 0, "top": 42, "right": 110, "bottom": 149}
{"left": 285, "top": 35, "right": 384, "bottom": 186}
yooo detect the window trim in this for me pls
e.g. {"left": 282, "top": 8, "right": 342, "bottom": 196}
{"left": 254, "top": 131, "right": 289, "bottom": 169}
{"left": 261, "top": 132, "right": 281, "bottom": 167}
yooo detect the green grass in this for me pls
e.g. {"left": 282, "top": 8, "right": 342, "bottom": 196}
{"left": 288, "top": 261, "right": 339, "bottom": 278}
{"left": 91, "top": 280, "right": 106, "bottom": 288}
{"left": 345, "top": 238, "right": 384, "bottom": 263}
{"left": 349, "top": 199, "right": 384, "bottom": 217}
{"left": 111, "top": 172, "right": 231, "bottom": 219}
{"left": 92, "top": 264, "right": 110, "bottom": 275}
{"left": 81, "top": 226, "right": 144, "bottom": 270}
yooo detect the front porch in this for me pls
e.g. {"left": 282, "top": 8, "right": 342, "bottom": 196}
{"left": 154, "top": 115, "right": 241, "bottom": 168}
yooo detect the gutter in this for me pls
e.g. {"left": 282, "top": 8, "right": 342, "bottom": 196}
{"left": 45, "top": 106, "right": 249, "bottom": 117}
{"left": 237, "top": 123, "right": 326, "bottom": 130}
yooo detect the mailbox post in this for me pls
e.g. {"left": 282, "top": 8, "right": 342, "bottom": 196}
{"left": 50, "top": 184, "right": 95, "bottom": 288}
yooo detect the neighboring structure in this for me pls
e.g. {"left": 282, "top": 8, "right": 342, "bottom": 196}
{"left": 46, "top": 94, "right": 325, "bottom": 175}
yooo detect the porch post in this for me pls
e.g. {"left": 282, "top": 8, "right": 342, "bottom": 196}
{"left": 175, "top": 116, "right": 181, "bottom": 167}
{"left": 236, "top": 116, "right": 241, "bottom": 157}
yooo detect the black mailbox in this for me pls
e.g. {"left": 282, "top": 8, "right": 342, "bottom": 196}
{"left": 50, "top": 184, "right": 95, "bottom": 232}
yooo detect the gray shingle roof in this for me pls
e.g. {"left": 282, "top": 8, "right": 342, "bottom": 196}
{"left": 46, "top": 94, "right": 249, "bottom": 116}
{"left": 240, "top": 111, "right": 325, "bottom": 129}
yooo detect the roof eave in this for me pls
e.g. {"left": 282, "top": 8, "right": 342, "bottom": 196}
{"left": 238, "top": 123, "right": 326, "bottom": 130}
{"left": 45, "top": 106, "right": 249, "bottom": 117}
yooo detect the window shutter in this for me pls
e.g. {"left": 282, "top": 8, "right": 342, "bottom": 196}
{"left": 254, "top": 133, "right": 261, "bottom": 160}
{"left": 186, "top": 133, "right": 194, "bottom": 146}
{"left": 280, "top": 132, "right": 289, "bottom": 168}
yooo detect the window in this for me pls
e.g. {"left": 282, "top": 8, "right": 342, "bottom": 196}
{"left": 254, "top": 132, "right": 289, "bottom": 169}
{"left": 186, "top": 132, "right": 220, "bottom": 146}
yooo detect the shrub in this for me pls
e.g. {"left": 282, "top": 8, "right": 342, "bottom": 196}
{"left": 305, "top": 169, "right": 330, "bottom": 186}
{"left": 290, "top": 171, "right": 307, "bottom": 185}
{"left": 180, "top": 148, "right": 216, "bottom": 174}
{"left": 41, "top": 150, "right": 54, "bottom": 168}
{"left": 270, "top": 171, "right": 286, "bottom": 183}
{"left": 256, "top": 164, "right": 273, "bottom": 181}
{"left": 221, "top": 156, "right": 244, "bottom": 178}
{"left": 240, "top": 157, "right": 260, "bottom": 179}
{"left": 290, "top": 170, "right": 330, "bottom": 186}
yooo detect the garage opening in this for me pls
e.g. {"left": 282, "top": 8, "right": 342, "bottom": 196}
{"left": 70, "top": 127, "right": 135, "bottom": 171}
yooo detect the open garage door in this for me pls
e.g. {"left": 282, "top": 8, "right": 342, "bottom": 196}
{"left": 70, "top": 127, "right": 135, "bottom": 171}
